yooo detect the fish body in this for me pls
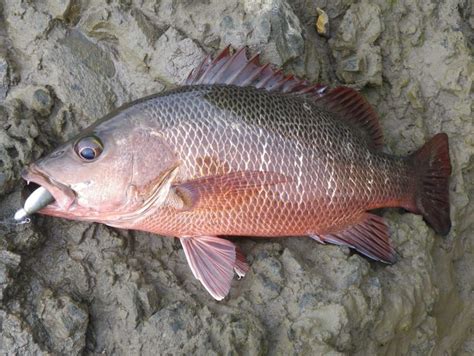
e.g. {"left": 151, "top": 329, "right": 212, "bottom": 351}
{"left": 20, "top": 48, "right": 451, "bottom": 299}
{"left": 116, "top": 84, "right": 411, "bottom": 238}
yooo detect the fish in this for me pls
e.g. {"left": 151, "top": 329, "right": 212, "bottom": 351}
{"left": 17, "top": 47, "right": 452, "bottom": 300}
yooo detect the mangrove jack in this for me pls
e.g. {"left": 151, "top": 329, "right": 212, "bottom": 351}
{"left": 18, "top": 47, "right": 451, "bottom": 300}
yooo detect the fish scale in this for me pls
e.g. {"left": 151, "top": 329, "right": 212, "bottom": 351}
{"left": 131, "top": 84, "right": 412, "bottom": 237}
{"left": 18, "top": 47, "right": 451, "bottom": 300}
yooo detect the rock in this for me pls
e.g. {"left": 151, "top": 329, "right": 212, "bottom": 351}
{"left": 79, "top": 7, "right": 163, "bottom": 70}
{"left": 290, "top": 303, "right": 349, "bottom": 353}
{"left": 3, "top": 2, "right": 51, "bottom": 53}
{"left": 0, "top": 250, "right": 21, "bottom": 301}
{"left": 0, "top": 55, "right": 10, "bottom": 102}
{"left": 37, "top": 289, "right": 89, "bottom": 354}
{"left": 44, "top": 30, "right": 125, "bottom": 122}
{"left": 406, "top": 82, "right": 425, "bottom": 111}
{"left": 0, "top": 101, "right": 41, "bottom": 195}
{"left": 240, "top": 0, "right": 304, "bottom": 65}
{"left": 32, "top": 88, "right": 54, "bottom": 117}
{"left": 249, "top": 246, "right": 285, "bottom": 302}
{"left": 155, "top": 0, "right": 304, "bottom": 65}
{"left": 42, "top": 0, "right": 73, "bottom": 20}
{"left": 329, "top": 0, "right": 383, "bottom": 86}
{"left": 0, "top": 310, "right": 45, "bottom": 355}
{"left": 49, "top": 105, "right": 81, "bottom": 141}
{"left": 133, "top": 302, "right": 267, "bottom": 355}
{"left": 0, "top": 0, "right": 472, "bottom": 354}
{"left": 149, "top": 27, "right": 206, "bottom": 85}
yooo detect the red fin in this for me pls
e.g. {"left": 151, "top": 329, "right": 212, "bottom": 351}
{"left": 234, "top": 246, "right": 249, "bottom": 278}
{"left": 408, "top": 133, "right": 451, "bottom": 235}
{"left": 310, "top": 213, "right": 396, "bottom": 263}
{"left": 185, "top": 46, "right": 327, "bottom": 95}
{"left": 180, "top": 236, "right": 248, "bottom": 300}
{"left": 173, "top": 171, "right": 290, "bottom": 211}
{"left": 314, "top": 87, "right": 383, "bottom": 148}
{"left": 186, "top": 47, "right": 382, "bottom": 148}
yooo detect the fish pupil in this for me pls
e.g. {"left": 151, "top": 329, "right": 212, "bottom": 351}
{"left": 80, "top": 147, "right": 96, "bottom": 160}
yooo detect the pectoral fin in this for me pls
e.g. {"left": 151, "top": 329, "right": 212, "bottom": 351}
{"left": 180, "top": 236, "right": 249, "bottom": 300}
{"left": 173, "top": 171, "right": 289, "bottom": 211}
{"left": 310, "top": 213, "right": 397, "bottom": 263}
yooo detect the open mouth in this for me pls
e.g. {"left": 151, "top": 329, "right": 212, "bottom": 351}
{"left": 20, "top": 164, "right": 76, "bottom": 212}
{"left": 22, "top": 181, "right": 41, "bottom": 199}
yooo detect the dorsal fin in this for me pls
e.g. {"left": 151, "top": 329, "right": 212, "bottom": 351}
{"left": 314, "top": 86, "right": 383, "bottom": 148}
{"left": 185, "top": 46, "right": 327, "bottom": 96}
{"left": 186, "top": 46, "right": 383, "bottom": 148}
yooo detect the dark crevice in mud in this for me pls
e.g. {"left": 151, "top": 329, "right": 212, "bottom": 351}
{"left": 84, "top": 310, "right": 98, "bottom": 354}
{"left": 457, "top": 0, "right": 473, "bottom": 50}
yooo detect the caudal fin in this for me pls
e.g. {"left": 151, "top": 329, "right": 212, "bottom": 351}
{"left": 410, "top": 133, "right": 452, "bottom": 235}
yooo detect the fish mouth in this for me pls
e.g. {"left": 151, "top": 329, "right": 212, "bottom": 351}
{"left": 21, "top": 164, "right": 76, "bottom": 212}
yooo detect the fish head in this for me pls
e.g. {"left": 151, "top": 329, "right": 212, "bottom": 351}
{"left": 21, "top": 110, "right": 179, "bottom": 224}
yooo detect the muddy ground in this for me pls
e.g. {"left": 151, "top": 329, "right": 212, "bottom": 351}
{"left": 0, "top": 0, "right": 472, "bottom": 355}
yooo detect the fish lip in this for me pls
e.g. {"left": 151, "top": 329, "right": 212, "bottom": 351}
{"left": 21, "top": 164, "right": 76, "bottom": 211}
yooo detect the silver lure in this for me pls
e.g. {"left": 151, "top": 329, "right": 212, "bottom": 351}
{"left": 14, "top": 187, "right": 55, "bottom": 221}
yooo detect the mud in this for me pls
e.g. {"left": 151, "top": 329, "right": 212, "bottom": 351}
{"left": 0, "top": 0, "right": 472, "bottom": 354}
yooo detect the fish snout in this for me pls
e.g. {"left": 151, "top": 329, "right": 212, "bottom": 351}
{"left": 20, "top": 164, "right": 76, "bottom": 211}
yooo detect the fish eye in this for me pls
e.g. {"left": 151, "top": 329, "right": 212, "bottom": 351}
{"left": 74, "top": 136, "right": 103, "bottom": 162}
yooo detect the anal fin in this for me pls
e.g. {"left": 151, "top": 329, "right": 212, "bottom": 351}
{"left": 180, "top": 236, "right": 249, "bottom": 300}
{"left": 310, "top": 213, "right": 396, "bottom": 264}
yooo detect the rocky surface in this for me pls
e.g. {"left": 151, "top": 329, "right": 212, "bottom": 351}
{"left": 0, "top": 0, "right": 472, "bottom": 354}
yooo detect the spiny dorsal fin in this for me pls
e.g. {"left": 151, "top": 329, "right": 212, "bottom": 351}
{"left": 185, "top": 46, "right": 327, "bottom": 95}
{"left": 186, "top": 47, "right": 383, "bottom": 148}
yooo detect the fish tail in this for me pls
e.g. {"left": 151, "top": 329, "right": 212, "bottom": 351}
{"left": 408, "top": 133, "right": 452, "bottom": 235}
